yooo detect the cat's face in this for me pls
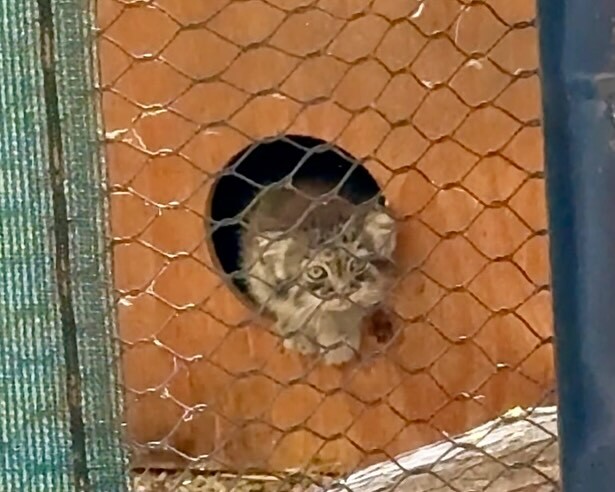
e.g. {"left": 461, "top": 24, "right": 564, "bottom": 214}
{"left": 255, "top": 208, "right": 397, "bottom": 313}
{"left": 298, "top": 244, "right": 389, "bottom": 311}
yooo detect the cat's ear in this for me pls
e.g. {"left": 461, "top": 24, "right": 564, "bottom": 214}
{"left": 254, "top": 230, "right": 295, "bottom": 261}
{"left": 363, "top": 210, "right": 396, "bottom": 257}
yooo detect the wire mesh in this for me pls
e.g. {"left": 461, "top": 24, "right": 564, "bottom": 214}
{"left": 96, "top": 0, "right": 558, "bottom": 490}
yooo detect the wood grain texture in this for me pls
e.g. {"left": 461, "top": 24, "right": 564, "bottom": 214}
{"left": 330, "top": 406, "right": 559, "bottom": 492}
{"left": 97, "top": 0, "right": 554, "bottom": 473}
{"left": 130, "top": 406, "right": 559, "bottom": 491}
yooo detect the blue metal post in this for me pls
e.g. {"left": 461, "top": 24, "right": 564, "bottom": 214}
{"left": 538, "top": 1, "right": 615, "bottom": 489}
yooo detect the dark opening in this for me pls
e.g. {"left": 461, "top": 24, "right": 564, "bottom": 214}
{"left": 207, "top": 135, "right": 383, "bottom": 299}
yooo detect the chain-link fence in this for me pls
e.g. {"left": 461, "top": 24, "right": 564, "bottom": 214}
{"left": 96, "top": 0, "right": 557, "bottom": 490}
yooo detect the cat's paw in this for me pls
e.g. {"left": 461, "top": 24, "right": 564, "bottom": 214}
{"left": 283, "top": 335, "right": 318, "bottom": 355}
{"left": 322, "top": 345, "right": 356, "bottom": 366}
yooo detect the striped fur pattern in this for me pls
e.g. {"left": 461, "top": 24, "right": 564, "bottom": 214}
{"left": 240, "top": 179, "right": 397, "bottom": 365}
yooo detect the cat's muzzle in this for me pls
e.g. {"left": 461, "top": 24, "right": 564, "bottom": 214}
{"left": 324, "top": 297, "right": 354, "bottom": 311}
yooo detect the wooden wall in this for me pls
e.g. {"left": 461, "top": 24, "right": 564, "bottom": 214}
{"left": 98, "top": 0, "right": 553, "bottom": 474}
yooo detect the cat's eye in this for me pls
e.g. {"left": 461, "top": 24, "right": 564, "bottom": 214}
{"left": 348, "top": 257, "right": 368, "bottom": 274}
{"left": 306, "top": 265, "right": 327, "bottom": 281}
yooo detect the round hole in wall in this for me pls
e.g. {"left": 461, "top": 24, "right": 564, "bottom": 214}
{"left": 206, "top": 135, "right": 383, "bottom": 307}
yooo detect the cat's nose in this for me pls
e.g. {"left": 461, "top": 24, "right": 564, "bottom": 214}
{"left": 336, "top": 283, "right": 358, "bottom": 297}
{"left": 349, "top": 280, "right": 360, "bottom": 291}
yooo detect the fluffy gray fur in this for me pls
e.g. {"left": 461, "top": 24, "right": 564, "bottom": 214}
{"left": 240, "top": 178, "right": 397, "bottom": 365}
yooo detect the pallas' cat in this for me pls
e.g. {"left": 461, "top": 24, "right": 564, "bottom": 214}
{"left": 240, "top": 178, "right": 397, "bottom": 365}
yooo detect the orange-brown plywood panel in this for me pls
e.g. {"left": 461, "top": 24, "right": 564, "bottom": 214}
{"left": 97, "top": 0, "right": 552, "bottom": 474}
